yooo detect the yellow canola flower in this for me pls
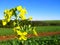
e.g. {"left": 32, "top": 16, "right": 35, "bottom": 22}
{"left": 19, "top": 8, "right": 27, "bottom": 20}
{"left": 7, "top": 18, "right": 10, "bottom": 22}
{"left": 4, "top": 15, "right": 10, "bottom": 22}
{"left": 2, "top": 20, "right": 7, "bottom": 26}
{"left": 20, "top": 8, "right": 27, "bottom": 15}
{"left": 16, "top": 30, "right": 27, "bottom": 40}
{"left": 4, "top": 9, "right": 13, "bottom": 18}
{"left": 13, "top": 26, "right": 20, "bottom": 32}
{"left": 23, "top": 32, "right": 27, "bottom": 35}
{"left": 4, "top": 15, "right": 7, "bottom": 19}
{"left": 13, "top": 22, "right": 16, "bottom": 26}
{"left": 19, "top": 13, "right": 26, "bottom": 20}
{"left": 15, "top": 26, "right": 20, "bottom": 30}
{"left": 16, "top": 30, "right": 22, "bottom": 35}
{"left": 21, "top": 16, "right": 26, "bottom": 20}
{"left": 19, "top": 13, "right": 23, "bottom": 17}
{"left": 16, "top": 30, "right": 27, "bottom": 35}
{"left": 20, "top": 13, "right": 25, "bottom": 17}
{"left": 17, "top": 6, "right": 22, "bottom": 11}
{"left": 29, "top": 16, "right": 32, "bottom": 20}
{"left": 18, "top": 35, "right": 27, "bottom": 40}
{"left": 4, "top": 16, "right": 10, "bottom": 22}
{"left": 33, "top": 27, "right": 38, "bottom": 36}
{"left": 4, "top": 10, "right": 13, "bottom": 23}
{"left": 16, "top": 26, "right": 20, "bottom": 29}
{"left": 4, "top": 9, "right": 10, "bottom": 14}
{"left": 8, "top": 10, "right": 13, "bottom": 17}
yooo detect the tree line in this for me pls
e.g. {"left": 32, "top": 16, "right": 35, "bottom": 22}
{"left": 0, "top": 20, "right": 60, "bottom": 28}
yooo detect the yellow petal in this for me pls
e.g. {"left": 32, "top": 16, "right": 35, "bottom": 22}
{"left": 20, "top": 15, "right": 26, "bottom": 20}
{"left": 23, "top": 32, "right": 27, "bottom": 35}
{"left": 20, "top": 8, "right": 27, "bottom": 15}
{"left": 23, "top": 37, "right": 27, "bottom": 40}
{"left": 29, "top": 16, "right": 32, "bottom": 20}
{"left": 2, "top": 20, "right": 7, "bottom": 26}
{"left": 18, "top": 37, "right": 22, "bottom": 40}
{"left": 7, "top": 18, "right": 10, "bottom": 22}
{"left": 16, "top": 30, "right": 22, "bottom": 35}
{"left": 21, "top": 36, "right": 27, "bottom": 40}
{"left": 9, "top": 10, "right": 13, "bottom": 15}
{"left": 17, "top": 6, "right": 22, "bottom": 11}
{"left": 13, "top": 22, "right": 16, "bottom": 26}
{"left": 4, "top": 9, "right": 9, "bottom": 14}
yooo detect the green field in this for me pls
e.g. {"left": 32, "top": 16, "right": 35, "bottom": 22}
{"left": 0, "top": 26, "right": 60, "bottom": 45}
{"left": 42, "top": 20, "right": 60, "bottom": 23}
{"left": 0, "top": 26, "right": 60, "bottom": 36}
{"left": 0, "top": 28, "right": 15, "bottom": 36}
{"left": 36, "top": 26, "right": 60, "bottom": 33}
{"left": 0, "top": 35, "right": 60, "bottom": 45}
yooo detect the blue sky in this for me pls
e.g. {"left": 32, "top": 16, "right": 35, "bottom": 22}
{"left": 0, "top": 0, "right": 60, "bottom": 20}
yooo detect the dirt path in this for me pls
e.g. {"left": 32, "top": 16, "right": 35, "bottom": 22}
{"left": 0, "top": 31, "right": 60, "bottom": 41}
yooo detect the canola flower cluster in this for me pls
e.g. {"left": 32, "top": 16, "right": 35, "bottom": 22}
{"left": 2, "top": 9, "right": 13, "bottom": 25}
{"left": 17, "top": 6, "right": 32, "bottom": 20}
{"left": 2, "top": 6, "right": 32, "bottom": 26}
{"left": 13, "top": 25, "right": 27, "bottom": 40}
{"left": 17, "top": 6, "right": 27, "bottom": 20}
{"left": 2, "top": 6, "right": 38, "bottom": 41}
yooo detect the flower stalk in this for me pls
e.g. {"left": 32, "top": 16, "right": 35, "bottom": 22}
{"left": 2, "top": 6, "right": 38, "bottom": 45}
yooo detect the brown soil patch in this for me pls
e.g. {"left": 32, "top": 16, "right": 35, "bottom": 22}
{"left": 0, "top": 31, "right": 60, "bottom": 41}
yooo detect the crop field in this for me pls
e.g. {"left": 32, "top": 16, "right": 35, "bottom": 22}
{"left": 43, "top": 20, "right": 60, "bottom": 23}
{"left": 0, "top": 28, "right": 15, "bottom": 36}
{"left": 0, "top": 35, "right": 60, "bottom": 45}
{"left": 36, "top": 26, "right": 60, "bottom": 33}
{"left": 0, "top": 0, "right": 60, "bottom": 44}
{"left": 0, "top": 26, "right": 60, "bottom": 36}
{"left": 0, "top": 26, "right": 60, "bottom": 45}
